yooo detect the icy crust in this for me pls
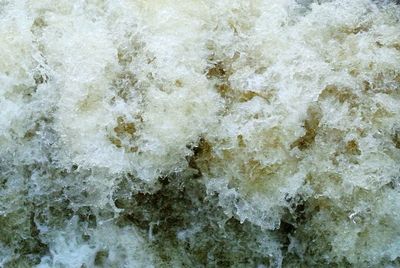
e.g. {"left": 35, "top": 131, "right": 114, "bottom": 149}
{"left": 0, "top": 0, "right": 400, "bottom": 267}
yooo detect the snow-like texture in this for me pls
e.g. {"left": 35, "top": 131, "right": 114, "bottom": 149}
{"left": 0, "top": 0, "right": 400, "bottom": 267}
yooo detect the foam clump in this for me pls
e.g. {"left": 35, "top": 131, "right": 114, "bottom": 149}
{"left": 0, "top": 0, "right": 399, "bottom": 267}
{"left": 36, "top": 218, "right": 157, "bottom": 268}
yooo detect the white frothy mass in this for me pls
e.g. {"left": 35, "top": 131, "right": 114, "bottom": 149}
{"left": 0, "top": 0, "right": 400, "bottom": 267}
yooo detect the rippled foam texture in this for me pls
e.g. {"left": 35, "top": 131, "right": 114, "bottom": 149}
{"left": 0, "top": 0, "right": 399, "bottom": 267}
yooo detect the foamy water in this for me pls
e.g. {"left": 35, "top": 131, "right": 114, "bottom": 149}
{"left": 1, "top": 0, "right": 399, "bottom": 267}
